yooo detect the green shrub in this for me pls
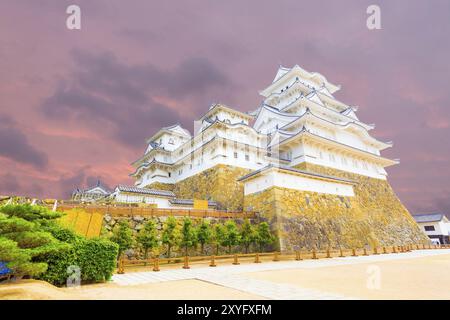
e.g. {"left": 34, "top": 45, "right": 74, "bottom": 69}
{"left": 161, "top": 216, "right": 180, "bottom": 258}
{"left": 240, "top": 219, "right": 256, "bottom": 254}
{"left": 0, "top": 237, "right": 47, "bottom": 278}
{"left": 110, "top": 220, "right": 133, "bottom": 257}
{"left": 36, "top": 238, "right": 119, "bottom": 285}
{"left": 0, "top": 216, "right": 34, "bottom": 234}
{"left": 34, "top": 242, "right": 75, "bottom": 286}
{"left": 197, "top": 219, "right": 212, "bottom": 255}
{"left": 0, "top": 204, "right": 62, "bottom": 221}
{"left": 136, "top": 220, "right": 159, "bottom": 259}
{"left": 41, "top": 221, "right": 82, "bottom": 243}
{"left": 76, "top": 238, "right": 119, "bottom": 282}
{"left": 256, "top": 222, "right": 274, "bottom": 252}
{"left": 222, "top": 220, "right": 241, "bottom": 253}
{"left": 180, "top": 217, "right": 197, "bottom": 256}
{"left": 0, "top": 204, "right": 118, "bottom": 286}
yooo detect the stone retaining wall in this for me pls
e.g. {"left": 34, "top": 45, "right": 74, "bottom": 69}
{"left": 244, "top": 163, "right": 428, "bottom": 250}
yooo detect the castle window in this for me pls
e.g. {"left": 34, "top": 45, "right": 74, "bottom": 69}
{"left": 168, "top": 172, "right": 171, "bottom": 178}
{"left": 286, "top": 150, "right": 292, "bottom": 161}
{"left": 245, "top": 155, "right": 249, "bottom": 161}
{"left": 234, "top": 152, "right": 238, "bottom": 159}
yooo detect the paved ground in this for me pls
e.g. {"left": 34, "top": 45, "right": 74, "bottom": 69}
{"left": 111, "top": 249, "right": 450, "bottom": 300}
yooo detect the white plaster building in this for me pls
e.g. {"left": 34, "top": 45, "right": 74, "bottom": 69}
{"left": 412, "top": 213, "right": 450, "bottom": 245}
{"left": 72, "top": 180, "right": 111, "bottom": 202}
{"left": 131, "top": 65, "right": 398, "bottom": 198}
{"left": 110, "top": 185, "right": 217, "bottom": 209}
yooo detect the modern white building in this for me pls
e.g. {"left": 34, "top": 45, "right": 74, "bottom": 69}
{"left": 131, "top": 64, "right": 398, "bottom": 197}
{"left": 412, "top": 213, "right": 450, "bottom": 245}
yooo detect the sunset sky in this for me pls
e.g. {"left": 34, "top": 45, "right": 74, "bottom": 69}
{"left": 1, "top": 0, "right": 449, "bottom": 215}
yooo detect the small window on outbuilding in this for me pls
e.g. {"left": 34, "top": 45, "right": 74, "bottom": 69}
{"left": 424, "top": 225, "right": 435, "bottom": 231}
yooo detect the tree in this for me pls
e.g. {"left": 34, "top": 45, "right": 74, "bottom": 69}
{"left": 211, "top": 223, "right": 225, "bottom": 255}
{"left": 256, "top": 222, "right": 274, "bottom": 252}
{"left": 0, "top": 237, "right": 47, "bottom": 279}
{"left": 222, "top": 220, "right": 241, "bottom": 254}
{"left": 196, "top": 219, "right": 212, "bottom": 255}
{"left": 240, "top": 219, "right": 256, "bottom": 254}
{"left": 0, "top": 204, "right": 118, "bottom": 285}
{"left": 110, "top": 220, "right": 133, "bottom": 258}
{"left": 161, "top": 216, "right": 180, "bottom": 259}
{"left": 136, "top": 220, "right": 159, "bottom": 260}
{"left": 180, "top": 217, "right": 197, "bottom": 256}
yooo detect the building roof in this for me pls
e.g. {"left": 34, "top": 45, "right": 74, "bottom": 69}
{"left": 260, "top": 65, "right": 341, "bottom": 98}
{"left": 199, "top": 103, "right": 253, "bottom": 122}
{"left": 145, "top": 123, "right": 191, "bottom": 144}
{"left": 412, "top": 213, "right": 448, "bottom": 223}
{"left": 169, "top": 198, "right": 217, "bottom": 207}
{"left": 238, "top": 164, "right": 356, "bottom": 184}
{"left": 73, "top": 180, "right": 111, "bottom": 195}
{"left": 116, "top": 185, "right": 175, "bottom": 198}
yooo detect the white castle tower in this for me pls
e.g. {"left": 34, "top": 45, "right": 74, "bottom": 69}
{"left": 132, "top": 64, "right": 396, "bottom": 188}
{"left": 130, "top": 64, "right": 426, "bottom": 250}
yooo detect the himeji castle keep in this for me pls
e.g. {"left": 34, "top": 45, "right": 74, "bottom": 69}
{"left": 75, "top": 64, "right": 427, "bottom": 250}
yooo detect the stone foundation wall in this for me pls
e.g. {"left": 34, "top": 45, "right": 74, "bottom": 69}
{"left": 171, "top": 164, "right": 251, "bottom": 211}
{"left": 244, "top": 163, "right": 428, "bottom": 250}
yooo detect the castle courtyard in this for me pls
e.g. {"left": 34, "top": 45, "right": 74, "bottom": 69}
{"left": 2, "top": 249, "right": 450, "bottom": 300}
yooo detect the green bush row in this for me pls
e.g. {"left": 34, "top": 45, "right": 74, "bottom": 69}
{"left": 109, "top": 216, "right": 275, "bottom": 259}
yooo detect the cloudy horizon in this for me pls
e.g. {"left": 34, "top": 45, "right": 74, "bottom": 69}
{"left": 1, "top": 0, "right": 449, "bottom": 215}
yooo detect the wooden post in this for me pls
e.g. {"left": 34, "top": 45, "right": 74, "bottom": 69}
{"left": 295, "top": 250, "right": 302, "bottom": 261}
{"left": 352, "top": 248, "right": 357, "bottom": 257}
{"left": 339, "top": 248, "right": 344, "bottom": 257}
{"left": 153, "top": 258, "right": 160, "bottom": 272}
{"left": 117, "top": 255, "right": 125, "bottom": 274}
{"left": 209, "top": 255, "right": 217, "bottom": 267}
{"left": 254, "top": 253, "right": 261, "bottom": 263}
{"left": 383, "top": 247, "right": 387, "bottom": 254}
{"left": 373, "top": 247, "right": 379, "bottom": 255}
{"left": 416, "top": 244, "right": 420, "bottom": 250}
{"left": 232, "top": 254, "right": 240, "bottom": 265}
{"left": 363, "top": 248, "right": 368, "bottom": 256}
{"left": 393, "top": 246, "right": 397, "bottom": 253}
{"left": 183, "top": 256, "right": 190, "bottom": 269}
{"left": 273, "top": 252, "right": 280, "bottom": 262}
{"left": 326, "top": 248, "right": 331, "bottom": 258}
{"left": 312, "top": 249, "right": 318, "bottom": 259}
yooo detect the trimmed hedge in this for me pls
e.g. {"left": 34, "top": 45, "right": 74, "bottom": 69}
{"left": 36, "top": 238, "right": 118, "bottom": 286}
{"left": 77, "top": 238, "right": 118, "bottom": 282}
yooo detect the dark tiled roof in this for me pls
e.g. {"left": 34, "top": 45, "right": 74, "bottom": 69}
{"left": 169, "top": 198, "right": 217, "bottom": 207}
{"left": 238, "top": 164, "right": 355, "bottom": 184}
{"left": 412, "top": 213, "right": 446, "bottom": 223}
{"left": 116, "top": 185, "right": 175, "bottom": 197}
